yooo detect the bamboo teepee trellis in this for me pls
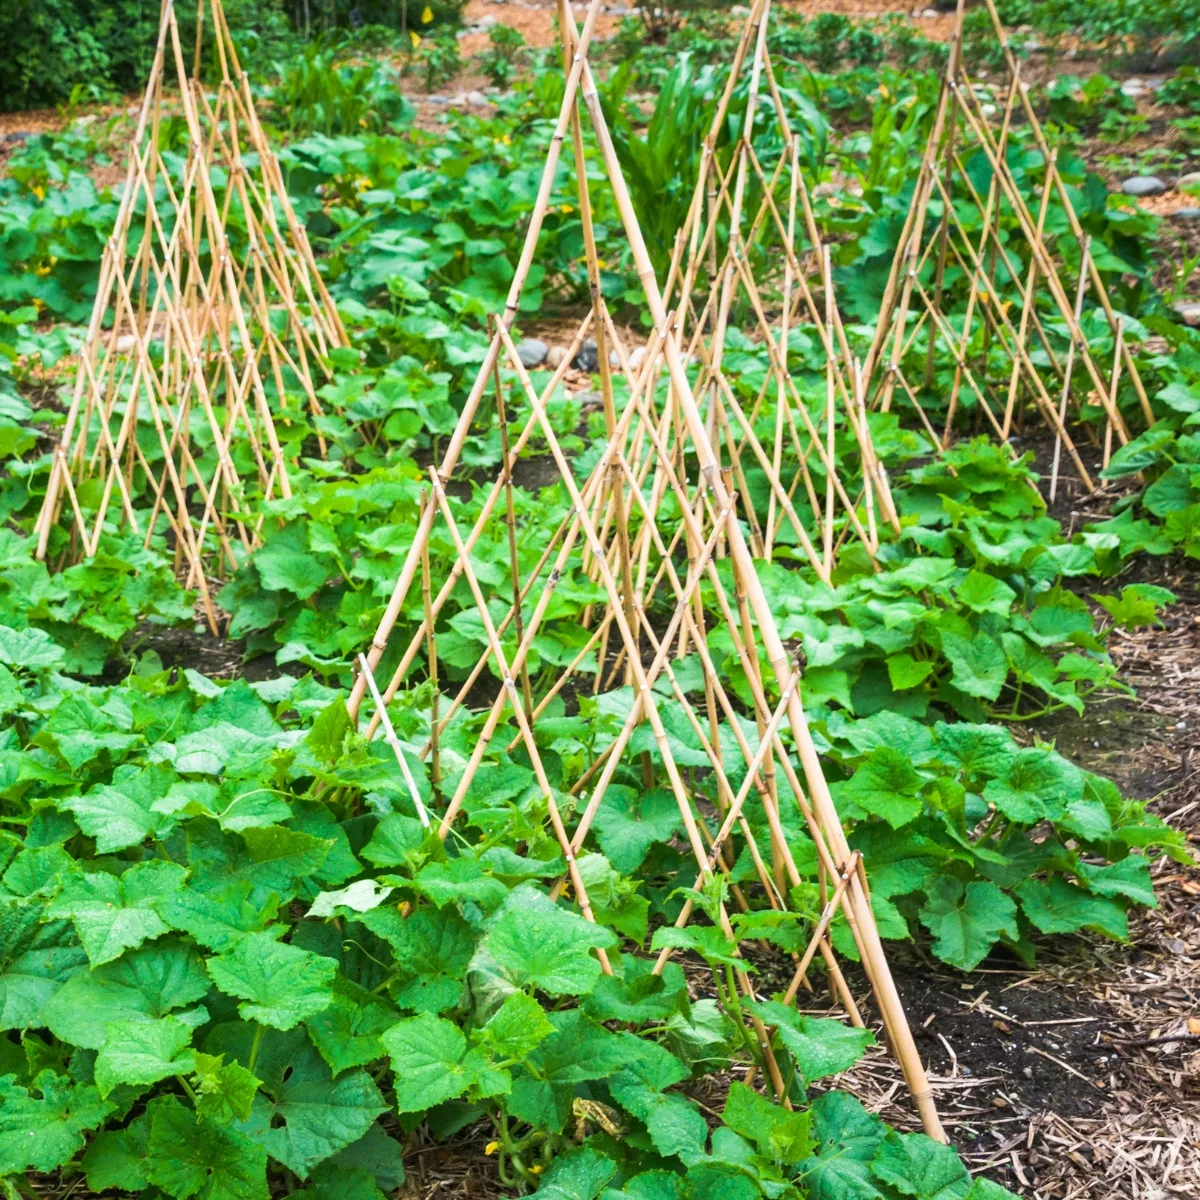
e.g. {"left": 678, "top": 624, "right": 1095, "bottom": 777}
{"left": 33, "top": 0, "right": 346, "bottom": 630}
{"left": 347, "top": 0, "right": 944, "bottom": 1139}
{"left": 659, "top": 0, "right": 899, "bottom": 580}
{"left": 861, "top": 0, "right": 1152, "bottom": 500}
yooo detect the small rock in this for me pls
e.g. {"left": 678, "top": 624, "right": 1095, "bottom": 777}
{"left": 1163, "top": 937, "right": 1188, "bottom": 955}
{"left": 516, "top": 338, "right": 548, "bottom": 368}
{"left": 426, "top": 94, "right": 449, "bottom": 104}
{"left": 545, "top": 345, "right": 569, "bottom": 370}
{"left": 730, "top": 3, "right": 751, "bottom": 14}
{"left": 921, "top": 8, "right": 938, "bottom": 17}
{"left": 476, "top": 13, "right": 498, "bottom": 29}
{"left": 446, "top": 93, "right": 468, "bottom": 107}
{"left": 115, "top": 334, "right": 137, "bottom": 354}
{"left": 573, "top": 338, "right": 600, "bottom": 373}
{"left": 1177, "top": 170, "right": 1200, "bottom": 190}
{"left": 1122, "top": 175, "right": 1167, "bottom": 197}
{"left": 1174, "top": 301, "right": 1200, "bottom": 327}
{"left": 1020, "top": 37, "right": 1039, "bottom": 53}
{"left": 573, "top": 389, "right": 603, "bottom": 409}
{"left": 981, "top": 103, "right": 998, "bottom": 116}
{"left": 1120, "top": 81, "right": 1145, "bottom": 98}
{"left": 607, "top": 2, "right": 631, "bottom": 13}
{"left": 1173, "top": 207, "right": 1200, "bottom": 220}
{"left": 465, "top": 90, "right": 489, "bottom": 107}
{"left": 628, "top": 345, "right": 647, "bottom": 372}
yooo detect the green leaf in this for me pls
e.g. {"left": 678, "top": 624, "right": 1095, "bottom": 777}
{"left": 941, "top": 631, "right": 1007, "bottom": 701}
{"left": 933, "top": 722, "right": 1014, "bottom": 779}
{"left": 0, "top": 1069, "right": 114, "bottom": 1174}
{"left": 306, "top": 699, "right": 351, "bottom": 764}
{"left": 722, "top": 1081, "right": 812, "bottom": 1162}
{"left": 839, "top": 748, "right": 925, "bottom": 828}
{"left": 48, "top": 860, "right": 186, "bottom": 965}
{"left": 382, "top": 1012, "right": 507, "bottom": 1112}
{"left": 189, "top": 825, "right": 333, "bottom": 907}
{"left": 305, "top": 977, "right": 399, "bottom": 1074}
{"left": 798, "top": 1090, "right": 887, "bottom": 1200}
{"left": 147, "top": 1095, "right": 269, "bottom": 1200}
{"left": 600, "top": 1170, "right": 685, "bottom": 1200}
{"left": 361, "top": 904, "right": 474, "bottom": 1014}
{"left": 95, "top": 1016, "right": 195, "bottom": 1098}
{"left": 591, "top": 787, "right": 681, "bottom": 874}
{"left": 42, "top": 939, "right": 210, "bottom": 1049}
{"left": 61, "top": 764, "right": 177, "bottom": 853}
{"left": 871, "top": 1130, "right": 972, "bottom": 1199}
{"left": 919, "top": 878, "right": 1018, "bottom": 970}
{"left": 413, "top": 857, "right": 509, "bottom": 910}
{"left": 609, "top": 1071, "right": 708, "bottom": 1163}
{"left": 158, "top": 883, "right": 281, "bottom": 952}
{"left": 192, "top": 1053, "right": 262, "bottom": 1124}
{"left": 1075, "top": 856, "right": 1156, "bottom": 907}
{"left": 954, "top": 571, "right": 1016, "bottom": 616}
{"left": 649, "top": 924, "right": 744, "bottom": 969}
{"left": 321, "top": 1123, "right": 406, "bottom": 1192}
{"left": 470, "top": 885, "right": 617, "bottom": 997}
{"left": 886, "top": 653, "right": 935, "bottom": 691}
{"left": 240, "top": 1040, "right": 386, "bottom": 1179}
{"left": 82, "top": 1113, "right": 150, "bottom": 1192}
{"left": 534, "top": 1146, "right": 618, "bottom": 1200}
{"left": 750, "top": 1001, "right": 874, "bottom": 1086}
{"left": 983, "top": 749, "right": 1083, "bottom": 824}
{"left": 0, "top": 903, "right": 87, "bottom": 1031}
{"left": 1015, "top": 877, "right": 1128, "bottom": 940}
{"left": 207, "top": 933, "right": 337, "bottom": 1030}
{"left": 472, "top": 990, "right": 555, "bottom": 1061}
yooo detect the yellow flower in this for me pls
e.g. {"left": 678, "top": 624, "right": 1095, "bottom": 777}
{"left": 409, "top": 30, "right": 421, "bottom": 48}
{"left": 560, "top": 203, "right": 574, "bottom": 213}
{"left": 34, "top": 261, "right": 52, "bottom": 278}
{"left": 595, "top": 257, "right": 609, "bottom": 269}
{"left": 421, "top": 5, "right": 433, "bottom": 23}
{"left": 355, "top": 175, "right": 374, "bottom": 191}
{"left": 979, "top": 290, "right": 990, "bottom": 303}
{"left": 30, "top": 183, "right": 45, "bottom": 202}
{"left": 529, "top": 1165, "right": 544, "bottom": 1175}
{"left": 484, "top": 1141, "right": 501, "bottom": 1156}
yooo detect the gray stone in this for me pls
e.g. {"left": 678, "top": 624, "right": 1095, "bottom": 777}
{"left": 465, "top": 90, "right": 489, "bottom": 107}
{"left": 516, "top": 338, "right": 548, "bottom": 368}
{"left": 426, "top": 94, "right": 450, "bottom": 104}
{"left": 476, "top": 13, "right": 498, "bottom": 29}
{"left": 1176, "top": 171, "right": 1200, "bottom": 190}
{"left": 627, "top": 345, "right": 647, "bottom": 372}
{"left": 545, "top": 345, "right": 569, "bottom": 370}
{"left": 573, "top": 339, "right": 600, "bottom": 373}
{"left": 1120, "top": 81, "right": 1145, "bottom": 98}
{"left": 1174, "top": 302, "right": 1200, "bottom": 327}
{"left": 1122, "top": 175, "right": 1167, "bottom": 197}
{"left": 1173, "top": 207, "right": 1200, "bottom": 220}
{"left": 573, "top": 390, "right": 603, "bottom": 409}
{"left": 730, "top": 4, "right": 751, "bottom": 14}
{"left": 1118, "top": 175, "right": 1166, "bottom": 196}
